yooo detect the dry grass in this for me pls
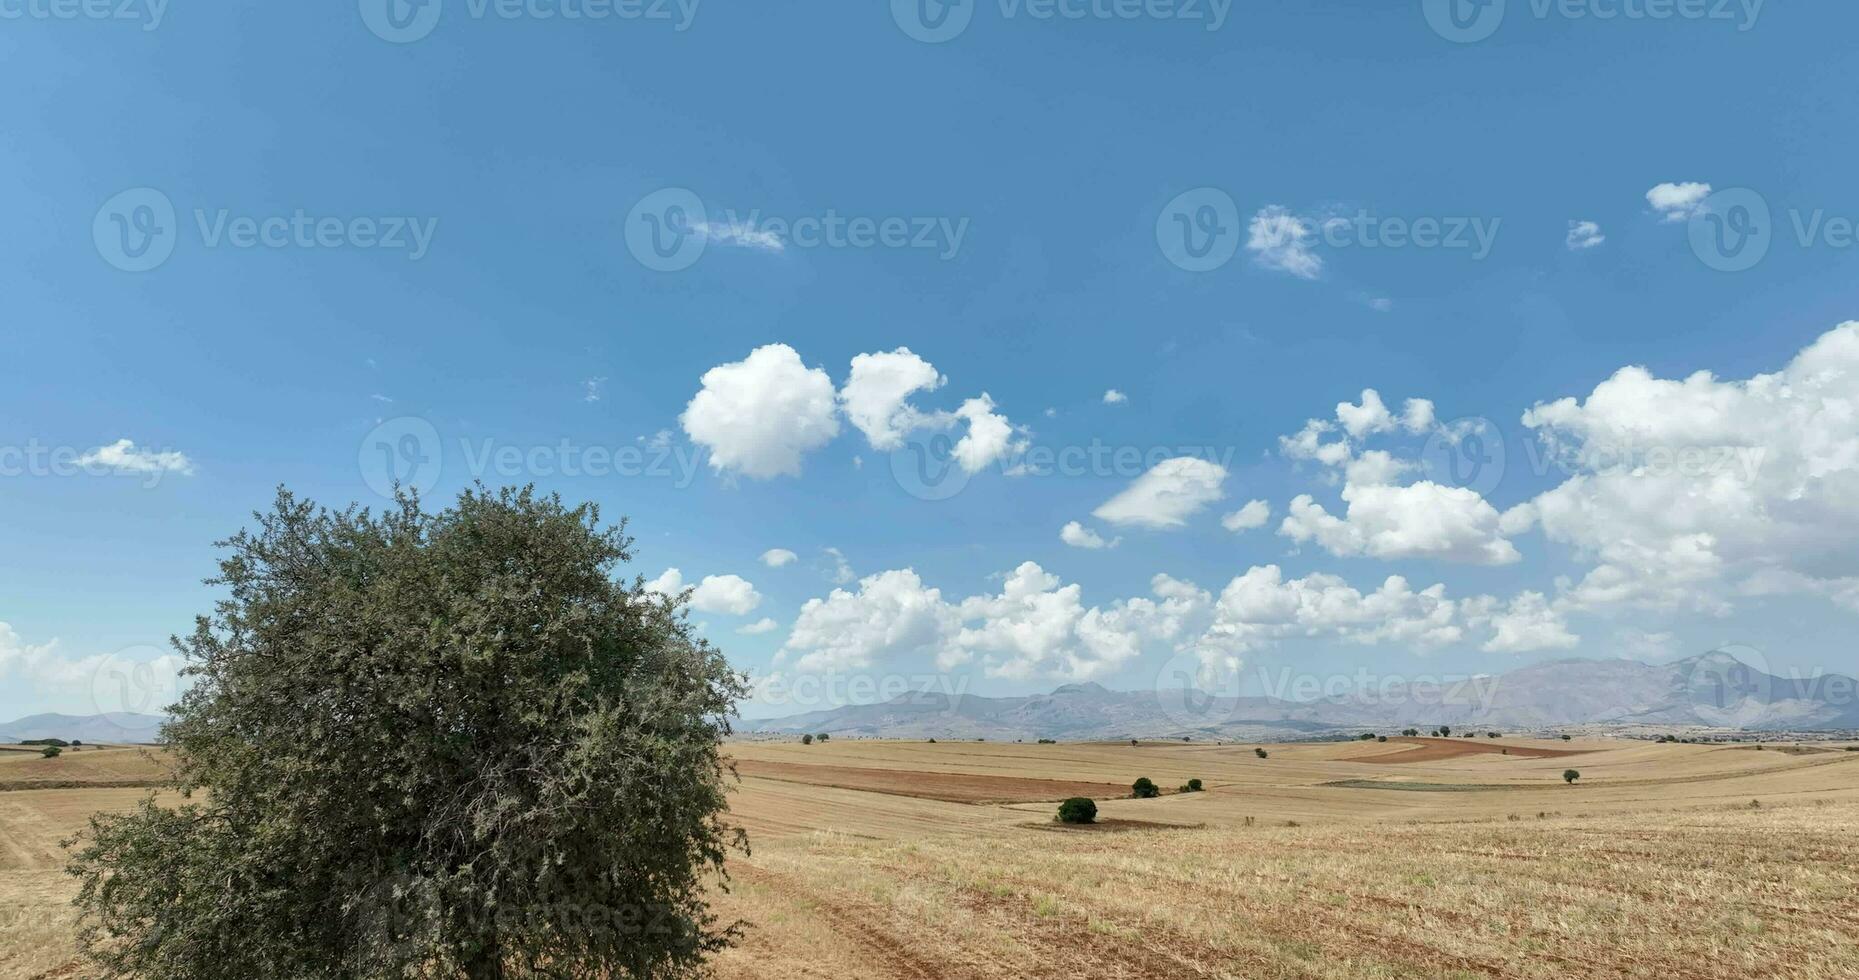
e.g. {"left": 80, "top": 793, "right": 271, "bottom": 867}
{"left": 5, "top": 738, "right": 1858, "bottom": 978}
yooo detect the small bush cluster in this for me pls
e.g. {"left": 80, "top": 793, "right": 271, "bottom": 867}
{"left": 1056, "top": 797, "right": 1097, "bottom": 824}
{"left": 1254, "top": 747, "right": 1269, "bottom": 759}
{"left": 41, "top": 745, "right": 62, "bottom": 759}
{"left": 1177, "top": 778, "right": 1203, "bottom": 793}
{"left": 1131, "top": 777, "right": 1160, "bottom": 799}
{"left": 1037, "top": 738, "right": 1057, "bottom": 744}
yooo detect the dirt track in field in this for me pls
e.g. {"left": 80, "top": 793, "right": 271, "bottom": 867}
{"left": 1354, "top": 737, "right": 1593, "bottom": 764}
{"left": 732, "top": 760, "right": 1130, "bottom": 803}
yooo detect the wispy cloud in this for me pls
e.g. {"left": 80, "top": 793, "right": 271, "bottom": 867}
{"left": 1567, "top": 220, "right": 1606, "bottom": 250}
{"left": 75, "top": 439, "right": 194, "bottom": 477}
{"left": 1248, "top": 206, "right": 1322, "bottom": 279}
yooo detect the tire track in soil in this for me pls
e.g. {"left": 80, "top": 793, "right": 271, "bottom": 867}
{"left": 730, "top": 863, "right": 978, "bottom": 980}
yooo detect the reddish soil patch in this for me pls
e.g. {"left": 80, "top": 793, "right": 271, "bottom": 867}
{"left": 1352, "top": 737, "right": 1592, "bottom": 764}
{"left": 733, "top": 760, "right": 1129, "bottom": 804}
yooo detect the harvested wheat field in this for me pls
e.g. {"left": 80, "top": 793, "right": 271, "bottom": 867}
{"left": 6, "top": 737, "right": 1859, "bottom": 978}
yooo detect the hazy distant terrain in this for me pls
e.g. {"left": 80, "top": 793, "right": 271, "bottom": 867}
{"left": 747, "top": 653, "right": 1859, "bottom": 740}
{"left": 0, "top": 712, "right": 166, "bottom": 745}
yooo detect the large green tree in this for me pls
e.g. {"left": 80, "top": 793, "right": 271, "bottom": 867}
{"left": 68, "top": 487, "right": 747, "bottom": 979}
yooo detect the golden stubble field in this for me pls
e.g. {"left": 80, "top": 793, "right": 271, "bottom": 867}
{"left": 4, "top": 736, "right": 1859, "bottom": 979}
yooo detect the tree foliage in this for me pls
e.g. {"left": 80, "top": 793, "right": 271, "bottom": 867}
{"left": 1056, "top": 797, "right": 1097, "bottom": 824}
{"left": 66, "top": 487, "right": 747, "bottom": 979}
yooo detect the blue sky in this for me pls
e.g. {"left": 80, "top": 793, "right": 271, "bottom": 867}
{"left": 3, "top": 1, "right": 1858, "bottom": 721}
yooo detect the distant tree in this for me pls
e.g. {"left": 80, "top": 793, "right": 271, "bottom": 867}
{"left": 815, "top": 733, "right": 829, "bottom": 743}
{"left": 927, "top": 738, "right": 937, "bottom": 744}
{"left": 1402, "top": 728, "right": 1419, "bottom": 737}
{"left": 1487, "top": 732, "right": 1501, "bottom": 739}
{"left": 1439, "top": 725, "right": 1451, "bottom": 737}
{"left": 1057, "top": 797, "right": 1097, "bottom": 824}
{"left": 1358, "top": 733, "right": 1377, "bottom": 741}
{"left": 1377, "top": 736, "right": 1387, "bottom": 743}
{"left": 71, "top": 739, "right": 84, "bottom": 746}
{"left": 41, "top": 745, "right": 62, "bottom": 759}
{"left": 1560, "top": 734, "right": 1572, "bottom": 741}
{"left": 801, "top": 734, "right": 814, "bottom": 745}
{"left": 1130, "top": 739, "right": 1139, "bottom": 746}
{"left": 1430, "top": 730, "right": 1442, "bottom": 737}
{"left": 67, "top": 487, "right": 747, "bottom": 980}
{"left": 1563, "top": 769, "right": 1582, "bottom": 785}
{"left": 1186, "top": 778, "right": 1203, "bottom": 792}
{"left": 1131, "top": 777, "right": 1160, "bottom": 799}
{"left": 1254, "top": 748, "right": 1269, "bottom": 759}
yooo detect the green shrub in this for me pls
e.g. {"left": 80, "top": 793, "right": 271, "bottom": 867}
{"left": 816, "top": 733, "right": 829, "bottom": 742}
{"left": 1563, "top": 769, "right": 1581, "bottom": 785}
{"left": 1131, "top": 777, "right": 1160, "bottom": 799}
{"left": 1254, "top": 747, "right": 1268, "bottom": 759}
{"left": 41, "top": 745, "right": 62, "bottom": 759}
{"left": 1438, "top": 726, "right": 1451, "bottom": 737}
{"left": 801, "top": 734, "right": 813, "bottom": 745}
{"left": 1057, "top": 797, "right": 1097, "bottom": 824}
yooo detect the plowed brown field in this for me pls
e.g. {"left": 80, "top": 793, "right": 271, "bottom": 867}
{"left": 7, "top": 736, "right": 1859, "bottom": 979}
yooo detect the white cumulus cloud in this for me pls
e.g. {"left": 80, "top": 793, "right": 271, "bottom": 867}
{"left": 1646, "top": 182, "right": 1712, "bottom": 223}
{"left": 1221, "top": 499, "right": 1271, "bottom": 532}
{"left": 681, "top": 344, "right": 840, "bottom": 479}
{"left": 1059, "top": 521, "right": 1118, "bottom": 549}
{"left": 760, "top": 548, "right": 798, "bottom": 568}
{"left": 839, "top": 347, "right": 946, "bottom": 451}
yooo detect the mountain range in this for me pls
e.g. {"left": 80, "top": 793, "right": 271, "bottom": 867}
{"left": 7, "top": 655, "right": 1852, "bottom": 745}
{"left": 744, "top": 653, "right": 1859, "bottom": 740}
{"left": 0, "top": 712, "right": 168, "bottom": 745}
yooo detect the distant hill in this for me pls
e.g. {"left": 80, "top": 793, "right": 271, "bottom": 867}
{"left": 0, "top": 712, "right": 167, "bottom": 745}
{"left": 744, "top": 653, "right": 1859, "bottom": 740}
